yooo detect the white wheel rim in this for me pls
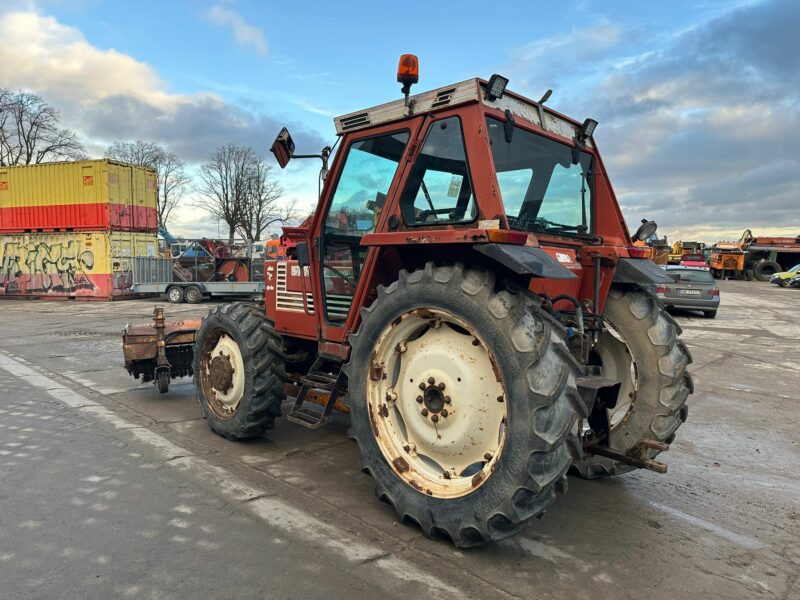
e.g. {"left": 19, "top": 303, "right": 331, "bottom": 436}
{"left": 592, "top": 320, "right": 637, "bottom": 430}
{"left": 367, "top": 308, "right": 507, "bottom": 499}
{"left": 169, "top": 288, "right": 181, "bottom": 301}
{"left": 202, "top": 333, "right": 246, "bottom": 416}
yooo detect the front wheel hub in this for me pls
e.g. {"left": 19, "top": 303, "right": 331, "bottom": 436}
{"left": 201, "top": 332, "right": 245, "bottom": 417}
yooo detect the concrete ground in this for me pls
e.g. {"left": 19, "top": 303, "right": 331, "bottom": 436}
{"left": 0, "top": 280, "right": 798, "bottom": 599}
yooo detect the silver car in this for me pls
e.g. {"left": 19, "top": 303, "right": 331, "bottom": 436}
{"left": 650, "top": 266, "right": 720, "bottom": 319}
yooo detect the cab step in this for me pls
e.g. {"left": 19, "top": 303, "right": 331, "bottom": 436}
{"left": 286, "top": 356, "right": 344, "bottom": 429}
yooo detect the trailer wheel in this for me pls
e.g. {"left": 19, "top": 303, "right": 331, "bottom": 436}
{"left": 754, "top": 261, "right": 780, "bottom": 281}
{"left": 572, "top": 288, "right": 693, "bottom": 478}
{"left": 194, "top": 302, "right": 285, "bottom": 440}
{"left": 345, "top": 263, "right": 585, "bottom": 547}
{"left": 167, "top": 286, "right": 184, "bottom": 304}
{"left": 184, "top": 285, "right": 203, "bottom": 304}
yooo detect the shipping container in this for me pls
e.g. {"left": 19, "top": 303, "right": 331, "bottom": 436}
{"left": 0, "top": 231, "right": 158, "bottom": 300}
{"left": 0, "top": 159, "right": 157, "bottom": 232}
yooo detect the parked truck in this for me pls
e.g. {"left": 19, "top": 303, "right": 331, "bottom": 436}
{"left": 709, "top": 229, "right": 800, "bottom": 280}
{"left": 123, "top": 56, "right": 692, "bottom": 547}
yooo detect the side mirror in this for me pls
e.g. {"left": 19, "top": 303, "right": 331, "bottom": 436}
{"left": 270, "top": 127, "right": 295, "bottom": 169}
{"left": 295, "top": 242, "right": 309, "bottom": 267}
{"left": 634, "top": 220, "right": 658, "bottom": 242}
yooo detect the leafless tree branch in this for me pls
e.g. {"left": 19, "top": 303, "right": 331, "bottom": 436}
{"left": 0, "top": 89, "right": 85, "bottom": 166}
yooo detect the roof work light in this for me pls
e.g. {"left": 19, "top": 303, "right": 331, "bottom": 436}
{"left": 485, "top": 74, "right": 509, "bottom": 101}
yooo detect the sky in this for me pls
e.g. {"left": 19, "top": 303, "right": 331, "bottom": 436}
{"left": 1, "top": 0, "right": 798, "bottom": 243}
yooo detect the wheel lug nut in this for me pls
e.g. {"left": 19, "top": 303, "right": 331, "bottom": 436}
{"left": 427, "top": 377, "right": 435, "bottom": 384}
{"left": 444, "top": 396, "right": 451, "bottom": 404}
{"left": 441, "top": 409, "right": 448, "bottom": 417}
{"left": 431, "top": 414, "right": 439, "bottom": 423}
{"left": 484, "top": 452, "right": 493, "bottom": 461}
{"left": 421, "top": 408, "right": 429, "bottom": 416}
{"left": 385, "top": 390, "right": 397, "bottom": 402}
{"left": 437, "top": 382, "right": 445, "bottom": 390}
{"left": 416, "top": 395, "right": 423, "bottom": 403}
{"left": 419, "top": 382, "right": 426, "bottom": 390}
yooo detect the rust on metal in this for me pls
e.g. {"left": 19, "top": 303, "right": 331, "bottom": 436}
{"left": 209, "top": 354, "right": 234, "bottom": 392}
{"left": 378, "top": 404, "right": 389, "bottom": 418}
{"left": 471, "top": 471, "right": 485, "bottom": 487}
{"left": 393, "top": 457, "right": 410, "bottom": 473}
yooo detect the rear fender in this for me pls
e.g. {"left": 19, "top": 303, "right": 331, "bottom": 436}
{"left": 473, "top": 244, "right": 577, "bottom": 280}
{"left": 612, "top": 258, "right": 673, "bottom": 285}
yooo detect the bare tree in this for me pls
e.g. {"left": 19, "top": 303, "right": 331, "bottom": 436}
{"left": 0, "top": 89, "right": 85, "bottom": 166}
{"left": 106, "top": 140, "right": 191, "bottom": 228}
{"left": 197, "top": 144, "right": 255, "bottom": 246}
{"left": 238, "top": 159, "right": 295, "bottom": 243}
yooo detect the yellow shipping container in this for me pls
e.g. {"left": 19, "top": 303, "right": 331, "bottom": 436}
{"left": 0, "top": 159, "right": 157, "bottom": 232}
{"left": 0, "top": 230, "right": 157, "bottom": 299}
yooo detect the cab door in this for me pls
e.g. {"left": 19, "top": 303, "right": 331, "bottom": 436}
{"left": 309, "top": 120, "right": 422, "bottom": 343}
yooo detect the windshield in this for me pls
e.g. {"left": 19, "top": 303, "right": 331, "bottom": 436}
{"left": 486, "top": 116, "right": 593, "bottom": 236}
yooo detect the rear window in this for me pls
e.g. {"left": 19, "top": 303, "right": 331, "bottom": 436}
{"left": 681, "top": 254, "right": 704, "bottom": 262}
{"left": 667, "top": 269, "right": 715, "bottom": 283}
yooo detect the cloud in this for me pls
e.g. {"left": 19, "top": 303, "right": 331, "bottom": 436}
{"left": 508, "top": 0, "right": 800, "bottom": 242}
{"left": 0, "top": 11, "right": 324, "bottom": 162}
{"left": 206, "top": 5, "right": 268, "bottom": 56}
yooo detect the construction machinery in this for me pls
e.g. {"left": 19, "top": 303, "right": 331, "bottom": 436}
{"left": 668, "top": 240, "right": 704, "bottom": 265}
{"left": 123, "top": 56, "right": 693, "bottom": 547}
{"left": 709, "top": 229, "right": 800, "bottom": 280}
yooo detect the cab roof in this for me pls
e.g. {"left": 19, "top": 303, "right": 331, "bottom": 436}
{"left": 333, "top": 78, "right": 594, "bottom": 149}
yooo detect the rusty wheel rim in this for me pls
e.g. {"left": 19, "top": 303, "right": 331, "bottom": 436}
{"left": 366, "top": 308, "right": 507, "bottom": 499}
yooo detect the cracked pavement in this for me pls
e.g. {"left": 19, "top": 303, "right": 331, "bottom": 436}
{"left": 0, "top": 279, "right": 798, "bottom": 599}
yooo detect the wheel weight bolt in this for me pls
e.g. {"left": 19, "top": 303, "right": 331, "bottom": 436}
{"left": 416, "top": 395, "right": 423, "bottom": 403}
{"left": 421, "top": 408, "right": 429, "bottom": 416}
{"left": 431, "top": 414, "right": 439, "bottom": 423}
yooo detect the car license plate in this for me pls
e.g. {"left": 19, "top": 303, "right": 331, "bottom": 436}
{"left": 681, "top": 289, "right": 702, "bottom": 295}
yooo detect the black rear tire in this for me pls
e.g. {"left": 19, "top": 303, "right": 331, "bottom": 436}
{"left": 345, "top": 263, "right": 587, "bottom": 547}
{"left": 572, "top": 288, "right": 693, "bottom": 478}
{"left": 194, "top": 302, "right": 285, "bottom": 440}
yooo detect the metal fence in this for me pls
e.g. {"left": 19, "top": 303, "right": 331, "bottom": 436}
{"left": 133, "top": 257, "right": 172, "bottom": 285}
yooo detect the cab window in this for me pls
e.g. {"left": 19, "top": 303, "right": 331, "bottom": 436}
{"left": 321, "top": 130, "right": 410, "bottom": 322}
{"left": 400, "top": 117, "right": 476, "bottom": 225}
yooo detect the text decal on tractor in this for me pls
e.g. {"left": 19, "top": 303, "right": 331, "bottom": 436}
{"left": 130, "top": 55, "right": 693, "bottom": 548}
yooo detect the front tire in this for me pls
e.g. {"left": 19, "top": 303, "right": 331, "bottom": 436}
{"left": 194, "top": 302, "right": 285, "bottom": 440}
{"left": 572, "top": 288, "right": 693, "bottom": 478}
{"left": 346, "top": 263, "right": 585, "bottom": 547}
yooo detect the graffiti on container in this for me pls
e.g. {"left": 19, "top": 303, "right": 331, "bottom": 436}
{"left": 0, "top": 240, "right": 96, "bottom": 293}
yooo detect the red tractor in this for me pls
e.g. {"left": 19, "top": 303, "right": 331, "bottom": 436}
{"left": 184, "top": 57, "right": 692, "bottom": 547}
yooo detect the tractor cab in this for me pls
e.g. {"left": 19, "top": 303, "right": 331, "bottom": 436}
{"left": 266, "top": 58, "right": 653, "bottom": 353}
